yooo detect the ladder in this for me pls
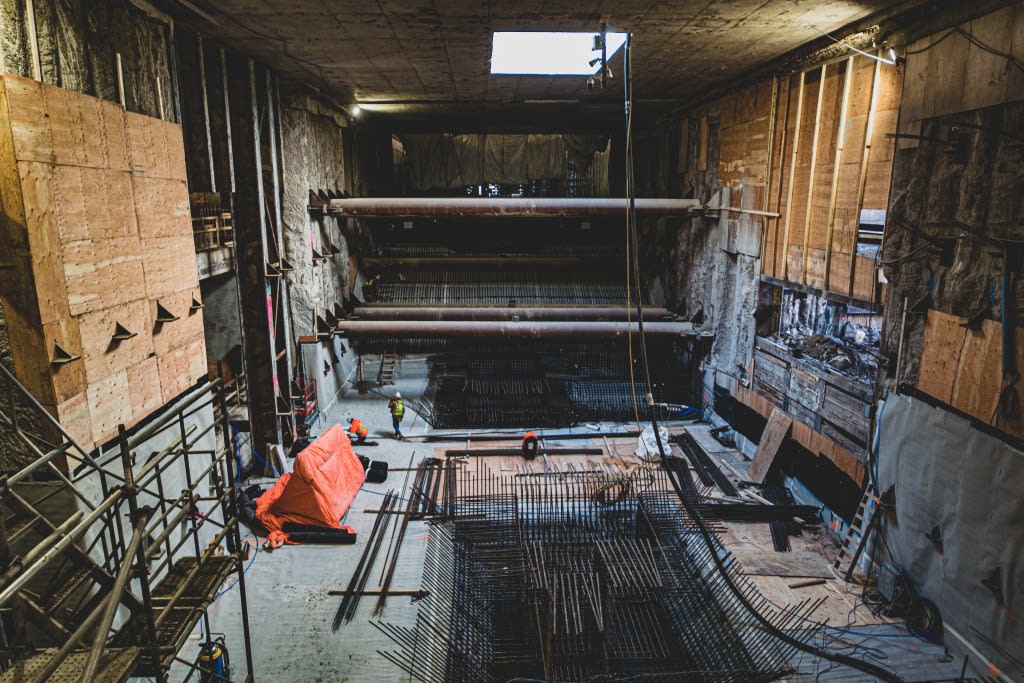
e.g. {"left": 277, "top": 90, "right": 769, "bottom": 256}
{"left": 378, "top": 352, "right": 398, "bottom": 385}
{"left": 834, "top": 483, "right": 880, "bottom": 580}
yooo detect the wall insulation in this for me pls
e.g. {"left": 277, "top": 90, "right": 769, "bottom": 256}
{"left": 877, "top": 393, "right": 1024, "bottom": 679}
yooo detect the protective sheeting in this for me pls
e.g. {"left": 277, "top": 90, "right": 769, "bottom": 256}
{"left": 877, "top": 394, "right": 1024, "bottom": 675}
{"left": 402, "top": 133, "right": 609, "bottom": 193}
{"left": 256, "top": 424, "right": 365, "bottom": 548}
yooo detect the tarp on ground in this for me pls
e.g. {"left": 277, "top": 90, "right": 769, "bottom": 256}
{"left": 256, "top": 424, "right": 365, "bottom": 547}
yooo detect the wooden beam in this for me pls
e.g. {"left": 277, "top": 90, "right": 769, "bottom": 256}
{"left": 849, "top": 55, "right": 883, "bottom": 299}
{"left": 823, "top": 58, "right": 855, "bottom": 293}
{"left": 800, "top": 65, "right": 828, "bottom": 285}
{"left": 25, "top": 0, "right": 42, "bottom": 81}
{"left": 768, "top": 78, "right": 793, "bottom": 278}
{"left": 780, "top": 72, "right": 805, "bottom": 281}
{"left": 760, "top": 75, "right": 780, "bottom": 268}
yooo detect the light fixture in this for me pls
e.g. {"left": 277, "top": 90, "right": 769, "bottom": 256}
{"left": 350, "top": 104, "right": 362, "bottom": 118}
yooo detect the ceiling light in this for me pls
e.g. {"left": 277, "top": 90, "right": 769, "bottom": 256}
{"left": 490, "top": 31, "right": 627, "bottom": 75}
{"left": 350, "top": 104, "right": 362, "bottom": 118}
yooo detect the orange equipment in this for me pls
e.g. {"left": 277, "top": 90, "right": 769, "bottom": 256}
{"left": 255, "top": 424, "right": 365, "bottom": 548}
{"left": 522, "top": 431, "right": 539, "bottom": 459}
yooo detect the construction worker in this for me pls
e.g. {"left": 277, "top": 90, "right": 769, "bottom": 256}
{"left": 387, "top": 391, "right": 405, "bottom": 439}
{"left": 347, "top": 417, "right": 369, "bottom": 444}
{"left": 522, "top": 431, "right": 539, "bottom": 459}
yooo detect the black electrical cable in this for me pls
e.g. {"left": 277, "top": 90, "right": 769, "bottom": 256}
{"left": 621, "top": 33, "right": 904, "bottom": 683}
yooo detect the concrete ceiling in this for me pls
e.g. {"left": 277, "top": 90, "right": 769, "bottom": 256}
{"left": 181, "top": 0, "right": 911, "bottom": 126}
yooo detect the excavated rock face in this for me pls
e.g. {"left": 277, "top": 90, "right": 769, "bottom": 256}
{"left": 280, "top": 99, "right": 349, "bottom": 336}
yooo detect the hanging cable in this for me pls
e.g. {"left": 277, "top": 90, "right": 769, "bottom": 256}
{"left": 621, "top": 32, "right": 904, "bottom": 683}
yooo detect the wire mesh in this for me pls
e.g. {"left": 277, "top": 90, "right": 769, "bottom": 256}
{"left": 375, "top": 466, "right": 822, "bottom": 682}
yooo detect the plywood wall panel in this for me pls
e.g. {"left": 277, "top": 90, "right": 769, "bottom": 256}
{"left": 57, "top": 392, "right": 94, "bottom": 453}
{"left": 42, "top": 316, "right": 86, "bottom": 402}
{"left": 158, "top": 336, "right": 206, "bottom": 400}
{"left": 917, "top": 309, "right": 966, "bottom": 403}
{"left": 19, "top": 161, "right": 71, "bottom": 326}
{"left": 63, "top": 236, "right": 144, "bottom": 315}
{"left": 951, "top": 320, "right": 1002, "bottom": 421}
{"left": 127, "top": 356, "right": 164, "bottom": 420}
{"left": 3, "top": 77, "right": 52, "bottom": 162}
{"left": 76, "top": 299, "right": 154, "bottom": 385}
{"left": 53, "top": 166, "right": 137, "bottom": 242}
{"left": 86, "top": 369, "right": 132, "bottom": 444}
{"left": 141, "top": 234, "right": 199, "bottom": 300}
{"left": 150, "top": 289, "right": 204, "bottom": 357}
{"left": 132, "top": 175, "right": 190, "bottom": 239}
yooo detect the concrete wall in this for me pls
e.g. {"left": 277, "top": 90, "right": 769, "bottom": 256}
{"left": 199, "top": 272, "right": 242, "bottom": 363}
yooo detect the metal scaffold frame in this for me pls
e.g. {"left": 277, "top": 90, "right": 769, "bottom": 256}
{"left": 0, "top": 363, "right": 255, "bottom": 683}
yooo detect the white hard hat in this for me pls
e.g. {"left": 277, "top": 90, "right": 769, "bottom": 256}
{"left": 394, "top": 391, "right": 401, "bottom": 398}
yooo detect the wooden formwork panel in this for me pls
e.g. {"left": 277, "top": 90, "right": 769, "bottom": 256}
{"left": 851, "top": 256, "right": 877, "bottom": 302}
{"left": 141, "top": 234, "right": 200, "bottom": 300}
{"left": 2, "top": 77, "right": 52, "bottom": 163}
{"left": 57, "top": 392, "right": 94, "bottom": 453}
{"left": 125, "top": 112, "right": 187, "bottom": 181}
{"left": 76, "top": 299, "right": 155, "bottom": 387}
{"left": 951, "top": 320, "right": 1002, "bottom": 422}
{"left": 86, "top": 369, "right": 133, "bottom": 445}
{"left": 128, "top": 356, "right": 164, "bottom": 421}
{"left": 53, "top": 166, "right": 137, "bottom": 243}
{"left": 150, "top": 289, "right": 205, "bottom": 357}
{"left": 17, "top": 161, "right": 71, "bottom": 325}
{"left": 158, "top": 336, "right": 207, "bottom": 401}
{"left": 917, "top": 310, "right": 966, "bottom": 404}
{"left": 63, "top": 236, "right": 145, "bottom": 315}
{"left": 132, "top": 175, "right": 191, "bottom": 239}
{"left": 42, "top": 316, "right": 86, "bottom": 400}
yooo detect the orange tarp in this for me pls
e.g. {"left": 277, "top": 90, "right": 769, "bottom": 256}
{"left": 255, "top": 424, "right": 365, "bottom": 547}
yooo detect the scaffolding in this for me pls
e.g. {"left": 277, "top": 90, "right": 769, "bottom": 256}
{"left": 0, "top": 363, "right": 254, "bottom": 682}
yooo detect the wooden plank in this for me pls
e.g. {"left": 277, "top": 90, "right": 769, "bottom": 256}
{"left": 754, "top": 349, "right": 789, "bottom": 394}
{"left": 916, "top": 309, "right": 967, "bottom": 404}
{"left": 823, "top": 58, "right": 854, "bottom": 292}
{"left": 788, "top": 367, "right": 822, "bottom": 410}
{"left": 730, "top": 548, "right": 834, "bottom": 578}
{"left": 780, "top": 72, "right": 806, "bottom": 281}
{"left": 820, "top": 419, "right": 865, "bottom": 454}
{"left": 749, "top": 408, "right": 792, "bottom": 483}
{"left": 819, "top": 385, "right": 870, "bottom": 442}
{"left": 800, "top": 65, "right": 828, "bottom": 284}
{"left": 950, "top": 318, "right": 1002, "bottom": 422}
{"left": 42, "top": 317, "right": 86, "bottom": 403}
{"left": 852, "top": 255, "right": 877, "bottom": 302}
{"left": 698, "top": 116, "right": 709, "bottom": 171}
{"left": 849, "top": 56, "right": 881, "bottom": 297}
{"left": 57, "top": 392, "right": 94, "bottom": 453}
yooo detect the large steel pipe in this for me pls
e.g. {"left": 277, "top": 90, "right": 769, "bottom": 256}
{"left": 351, "top": 306, "right": 675, "bottom": 321}
{"left": 324, "top": 197, "right": 702, "bottom": 218}
{"left": 335, "top": 319, "right": 700, "bottom": 339}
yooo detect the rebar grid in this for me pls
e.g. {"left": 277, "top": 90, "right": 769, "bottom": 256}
{"left": 376, "top": 466, "right": 820, "bottom": 682}
{"left": 373, "top": 270, "right": 633, "bottom": 305}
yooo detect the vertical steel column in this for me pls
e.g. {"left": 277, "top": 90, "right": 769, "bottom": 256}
{"left": 226, "top": 55, "right": 282, "bottom": 455}
{"left": 117, "top": 425, "right": 163, "bottom": 680}
{"left": 218, "top": 385, "right": 257, "bottom": 680}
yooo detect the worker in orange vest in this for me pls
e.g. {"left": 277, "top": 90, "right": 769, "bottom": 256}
{"left": 347, "top": 417, "right": 369, "bottom": 444}
{"left": 522, "top": 431, "right": 539, "bottom": 459}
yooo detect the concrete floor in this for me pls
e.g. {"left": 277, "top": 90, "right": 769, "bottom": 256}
{"left": 167, "top": 361, "right": 984, "bottom": 682}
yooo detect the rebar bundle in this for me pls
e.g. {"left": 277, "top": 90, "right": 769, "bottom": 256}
{"left": 375, "top": 465, "right": 822, "bottom": 682}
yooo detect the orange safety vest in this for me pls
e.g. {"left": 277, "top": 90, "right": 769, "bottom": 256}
{"left": 348, "top": 419, "right": 368, "bottom": 439}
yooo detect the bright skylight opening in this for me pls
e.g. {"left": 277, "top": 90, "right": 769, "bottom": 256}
{"left": 490, "top": 31, "right": 627, "bottom": 76}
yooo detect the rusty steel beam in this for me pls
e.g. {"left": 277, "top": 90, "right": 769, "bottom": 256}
{"left": 360, "top": 255, "right": 618, "bottom": 269}
{"left": 322, "top": 197, "right": 702, "bottom": 218}
{"left": 334, "top": 319, "right": 700, "bottom": 339}
{"left": 351, "top": 306, "right": 675, "bottom": 321}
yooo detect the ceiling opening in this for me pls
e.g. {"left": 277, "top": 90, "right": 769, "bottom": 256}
{"left": 490, "top": 31, "right": 627, "bottom": 76}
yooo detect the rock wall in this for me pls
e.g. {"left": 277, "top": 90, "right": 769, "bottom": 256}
{"left": 280, "top": 96, "right": 350, "bottom": 338}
